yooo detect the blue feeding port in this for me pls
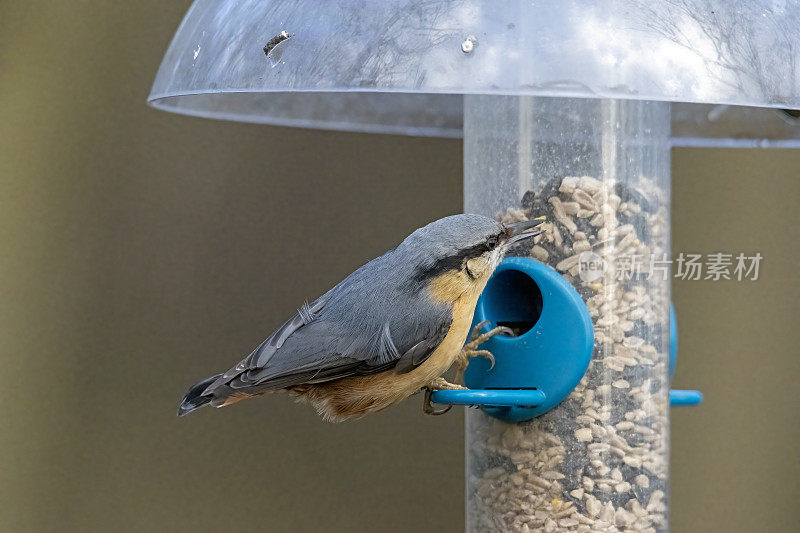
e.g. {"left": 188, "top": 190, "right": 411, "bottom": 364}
{"left": 432, "top": 258, "right": 594, "bottom": 422}
{"left": 431, "top": 258, "right": 703, "bottom": 421}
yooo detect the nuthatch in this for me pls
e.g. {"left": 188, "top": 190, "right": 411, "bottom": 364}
{"left": 178, "top": 214, "right": 545, "bottom": 421}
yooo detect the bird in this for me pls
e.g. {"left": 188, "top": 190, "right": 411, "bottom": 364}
{"left": 178, "top": 213, "right": 545, "bottom": 422}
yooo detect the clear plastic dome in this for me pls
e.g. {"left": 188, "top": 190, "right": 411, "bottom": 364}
{"left": 149, "top": 0, "right": 800, "bottom": 144}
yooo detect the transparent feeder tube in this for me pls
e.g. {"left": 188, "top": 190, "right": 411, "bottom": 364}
{"left": 464, "top": 95, "right": 671, "bottom": 532}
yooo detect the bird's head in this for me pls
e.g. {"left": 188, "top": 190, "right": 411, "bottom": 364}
{"left": 401, "top": 214, "right": 545, "bottom": 298}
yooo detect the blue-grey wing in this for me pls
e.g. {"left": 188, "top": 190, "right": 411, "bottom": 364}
{"left": 204, "top": 291, "right": 452, "bottom": 395}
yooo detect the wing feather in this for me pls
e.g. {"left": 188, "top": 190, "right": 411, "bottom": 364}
{"left": 394, "top": 320, "right": 450, "bottom": 374}
{"left": 204, "top": 297, "right": 452, "bottom": 396}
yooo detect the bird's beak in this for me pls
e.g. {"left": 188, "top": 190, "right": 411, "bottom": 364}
{"left": 504, "top": 216, "right": 546, "bottom": 245}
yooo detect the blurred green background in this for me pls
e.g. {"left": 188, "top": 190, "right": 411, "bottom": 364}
{"left": 1, "top": 2, "right": 798, "bottom": 532}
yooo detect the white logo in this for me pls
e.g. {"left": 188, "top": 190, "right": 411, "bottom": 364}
{"left": 578, "top": 251, "right": 605, "bottom": 282}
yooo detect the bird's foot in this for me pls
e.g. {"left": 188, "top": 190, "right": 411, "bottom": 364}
{"left": 422, "top": 377, "right": 467, "bottom": 416}
{"left": 454, "top": 321, "right": 514, "bottom": 373}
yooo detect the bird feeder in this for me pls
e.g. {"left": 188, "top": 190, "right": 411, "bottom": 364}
{"left": 149, "top": 1, "right": 800, "bottom": 531}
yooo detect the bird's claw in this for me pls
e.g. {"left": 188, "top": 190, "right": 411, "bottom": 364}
{"left": 422, "top": 377, "right": 468, "bottom": 415}
{"left": 423, "top": 388, "right": 452, "bottom": 416}
{"left": 467, "top": 349, "right": 496, "bottom": 370}
{"left": 465, "top": 321, "right": 515, "bottom": 350}
{"left": 468, "top": 320, "right": 491, "bottom": 344}
{"left": 456, "top": 321, "right": 513, "bottom": 373}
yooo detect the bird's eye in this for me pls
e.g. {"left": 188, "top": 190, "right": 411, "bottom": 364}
{"left": 487, "top": 235, "right": 499, "bottom": 248}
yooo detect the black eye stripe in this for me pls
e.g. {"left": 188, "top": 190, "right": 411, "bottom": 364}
{"left": 457, "top": 240, "right": 494, "bottom": 259}
{"left": 412, "top": 236, "right": 499, "bottom": 283}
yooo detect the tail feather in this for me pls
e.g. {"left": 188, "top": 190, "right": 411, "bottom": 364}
{"left": 177, "top": 374, "right": 223, "bottom": 417}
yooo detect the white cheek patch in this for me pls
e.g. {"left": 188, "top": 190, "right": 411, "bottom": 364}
{"left": 466, "top": 256, "right": 485, "bottom": 278}
{"left": 467, "top": 249, "right": 503, "bottom": 279}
